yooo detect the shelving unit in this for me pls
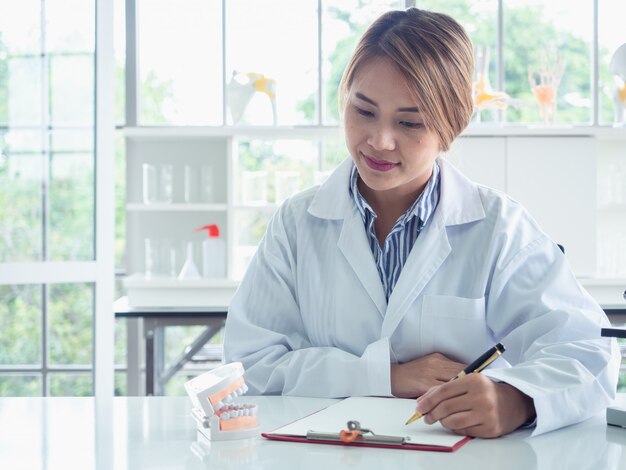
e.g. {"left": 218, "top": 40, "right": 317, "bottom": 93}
{"left": 122, "top": 124, "right": 626, "bottom": 308}
{"left": 123, "top": 133, "right": 234, "bottom": 306}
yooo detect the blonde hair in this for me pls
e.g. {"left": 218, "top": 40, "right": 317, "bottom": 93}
{"left": 339, "top": 8, "right": 474, "bottom": 152}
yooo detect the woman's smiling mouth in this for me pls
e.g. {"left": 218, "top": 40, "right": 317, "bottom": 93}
{"left": 362, "top": 153, "right": 398, "bottom": 171}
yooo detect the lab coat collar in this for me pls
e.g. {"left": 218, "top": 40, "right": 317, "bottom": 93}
{"left": 307, "top": 158, "right": 355, "bottom": 220}
{"left": 435, "top": 157, "right": 486, "bottom": 227}
{"left": 307, "top": 156, "right": 486, "bottom": 227}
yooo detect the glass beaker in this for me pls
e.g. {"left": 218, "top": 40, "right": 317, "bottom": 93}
{"left": 142, "top": 164, "right": 158, "bottom": 204}
{"left": 158, "top": 164, "right": 174, "bottom": 203}
{"left": 200, "top": 165, "right": 214, "bottom": 203}
{"left": 144, "top": 238, "right": 157, "bottom": 277}
{"left": 184, "top": 165, "right": 199, "bottom": 203}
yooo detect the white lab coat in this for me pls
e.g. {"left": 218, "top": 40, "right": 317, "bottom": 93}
{"left": 224, "top": 157, "right": 620, "bottom": 436}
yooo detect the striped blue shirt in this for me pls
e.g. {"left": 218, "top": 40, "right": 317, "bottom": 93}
{"left": 349, "top": 161, "right": 440, "bottom": 300}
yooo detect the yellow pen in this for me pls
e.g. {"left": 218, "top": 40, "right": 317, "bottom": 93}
{"left": 405, "top": 343, "right": 506, "bottom": 425}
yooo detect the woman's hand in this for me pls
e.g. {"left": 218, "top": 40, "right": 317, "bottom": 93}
{"left": 414, "top": 373, "right": 536, "bottom": 438}
{"left": 390, "top": 353, "right": 466, "bottom": 398}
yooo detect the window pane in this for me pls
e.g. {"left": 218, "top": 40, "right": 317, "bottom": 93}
{"left": 226, "top": 0, "right": 318, "bottom": 125}
{"left": 0, "top": 130, "right": 44, "bottom": 262}
{"left": 233, "top": 209, "right": 271, "bottom": 280}
{"left": 48, "top": 283, "right": 93, "bottom": 366}
{"left": 0, "top": 0, "right": 42, "bottom": 125}
{"left": 45, "top": 0, "right": 95, "bottom": 53}
{"left": 48, "top": 130, "right": 94, "bottom": 261}
{"left": 48, "top": 372, "right": 92, "bottom": 397}
{"left": 164, "top": 373, "right": 191, "bottom": 396}
{"left": 322, "top": 0, "right": 403, "bottom": 124}
{"left": 322, "top": 137, "right": 348, "bottom": 172}
{"left": 0, "top": 374, "right": 42, "bottom": 396}
{"left": 0, "top": 0, "right": 41, "bottom": 55}
{"left": 114, "top": 316, "right": 126, "bottom": 367}
{"left": 114, "top": 371, "right": 127, "bottom": 396}
{"left": 115, "top": 131, "right": 126, "bottom": 267}
{"left": 504, "top": 0, "right": 593, "bottom": 125}
{"left": 236, "top": 139, "right": 318, "bottom": 204}
{"left": 160, "top": 325, "right": 222, "bottom": 396}
{"left": 620, "top": 337, "right": 626, "bottom": 392}
{"left": 2, "top": 56, "right": 43, "bottom": 125}
{"left": 416, "top": 0, "right": 498, "bottom": 124}
{"left": 49, "top": 54, "right": 94, "bottom": 126}
{"left": 114, "top": 0, "right": 126, "bottom": 125}
{"left": 598, "top": 0, "right": 626, "bottom": 125}
{"left": 234, "top": 138, "right": 319, "bottom": 278}
{"left": 0, "top": 285, "right": 42, "bottom": 366}
{"left": 138, "top": 0, "right": 222, "bottom": 125}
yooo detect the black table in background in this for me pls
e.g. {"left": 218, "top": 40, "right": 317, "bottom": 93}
{"left": 114, "top": 296, "right": 227, "bottom": 396}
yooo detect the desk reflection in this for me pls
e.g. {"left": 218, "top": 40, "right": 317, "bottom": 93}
{"left": 188, "top": 399, "right": 626, "bottom": 470}
{"left": 2, "top": 396, "right": 626, "bottom": 470}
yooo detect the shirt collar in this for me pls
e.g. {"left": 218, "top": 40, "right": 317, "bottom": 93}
{"left": 349, "top": 160, "right": 440, "bottom": 227}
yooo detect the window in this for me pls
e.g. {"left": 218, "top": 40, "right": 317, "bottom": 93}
{"left": 0, "top": 0, "right": 114, "bottom": 396}
{"left": 129, "top": 0, "right": 625, "bottom": 129}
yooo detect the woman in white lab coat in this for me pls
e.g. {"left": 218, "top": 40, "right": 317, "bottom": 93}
{"left": 223, "top": 8, "right": 620, "bottom": 437}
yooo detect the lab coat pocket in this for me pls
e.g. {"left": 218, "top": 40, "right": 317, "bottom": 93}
{"left": 420, "top": 294, "right": 491, "bottom": 362}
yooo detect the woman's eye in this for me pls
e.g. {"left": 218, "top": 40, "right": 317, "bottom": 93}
{"left": 401, "top": 121, "right": 423, "bottom": 129}
{"left": 353, "top": 106, "right": 374, "bottom": 117}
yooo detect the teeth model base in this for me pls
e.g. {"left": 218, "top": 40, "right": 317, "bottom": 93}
{"left": 185, "top": 362, "right": 260, "bottom": 441}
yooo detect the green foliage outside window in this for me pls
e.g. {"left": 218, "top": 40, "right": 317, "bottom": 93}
{"left": 0, "top": 33, "right": 7, "bottom": 124}
{"left": 49, "top": 373, "right": 92, "bottom": 397}
{"left": 0, "top": 285, "right": 41, "bottom": 366}
{"left": 0, "top": 375, "right": 41, "bottom": 397}
{"left": 48, "top": 284, "right": 93, "bottom": 366}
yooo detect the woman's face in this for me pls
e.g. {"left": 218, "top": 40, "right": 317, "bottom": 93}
{"left": 344, "top": 56, "right": 441, "bottom": 201}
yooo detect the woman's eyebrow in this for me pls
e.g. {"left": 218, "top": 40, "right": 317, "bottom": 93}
{"left": 354, "top": 92, "right": 420, "bottom": 113}
{"left": 355, "top": 92, "right": 378, "bottom": 106}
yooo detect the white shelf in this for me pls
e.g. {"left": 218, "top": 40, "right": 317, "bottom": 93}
{"left": 122, "top": 124, "right": 626, "bottom": 140}
{"left": 462, "top": 125, "right": 626, "bottom": 140}
{"left": 123, "top": 274, "right": 238, "bottom": 308}
{"left": 127, "top": 203, "right": 228, "bottom": 212}
{"left": 124, "top": 125, "right": 343, "bottom": 140}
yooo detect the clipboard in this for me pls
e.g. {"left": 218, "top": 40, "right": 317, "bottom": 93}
{"left": 262, "top": 397, "right": 471, "bottom": 452}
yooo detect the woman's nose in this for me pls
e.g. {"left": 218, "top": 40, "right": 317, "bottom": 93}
{"left": 367, "top": 126, "right": 396, "bottom": 151}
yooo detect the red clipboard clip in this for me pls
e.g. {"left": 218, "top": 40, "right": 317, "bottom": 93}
{"left": 308, "top": 420, "right": 406, "bottom": 445}
{"left": 339, "top": 420, "right": 374, "bottom": 442}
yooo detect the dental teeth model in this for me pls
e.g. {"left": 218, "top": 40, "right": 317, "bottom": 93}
{"left": 185, "top": 362, "right": 259, "bottom": 441}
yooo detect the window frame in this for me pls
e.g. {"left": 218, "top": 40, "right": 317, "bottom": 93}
{"left": 0, "top": 0, "right": 115, "bottom": 397}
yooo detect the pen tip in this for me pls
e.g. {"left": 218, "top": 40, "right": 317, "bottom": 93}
{"left": 405, "top": 412, "right": 422, "bottom": 425}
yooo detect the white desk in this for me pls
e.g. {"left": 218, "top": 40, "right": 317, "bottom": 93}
{"left": 1, "top": 395, "right": 626, "bottom": 469}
